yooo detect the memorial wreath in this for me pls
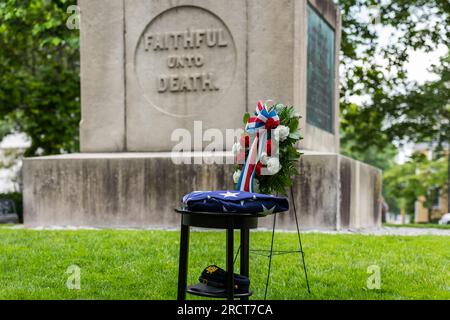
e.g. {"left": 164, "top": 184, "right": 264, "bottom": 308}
{"left": 233, "top": 101, "right": 303, "bottom": 195}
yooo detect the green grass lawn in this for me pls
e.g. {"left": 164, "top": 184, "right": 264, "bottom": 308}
{"left": 0, "top": 228, "right": 448, "bottom": 300}
{"left": 384, "top": 223, "right": 450, "bottom": 230}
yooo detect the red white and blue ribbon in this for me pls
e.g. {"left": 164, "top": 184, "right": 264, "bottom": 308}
{"left": 237, "top": 101, "right": 280, "bottom": 192}
{"left": 245, "top": 100, "right": 280, "bottom": 134}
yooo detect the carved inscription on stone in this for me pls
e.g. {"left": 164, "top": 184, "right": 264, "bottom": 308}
{"left": 135, "top": 6, "right": 237, "bottom": 117}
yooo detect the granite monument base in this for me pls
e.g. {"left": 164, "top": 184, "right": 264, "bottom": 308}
{"left": 23, "top": 152, "right": 381, "bottom": 230}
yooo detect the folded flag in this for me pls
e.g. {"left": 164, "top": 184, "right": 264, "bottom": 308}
{"left": 182, "top": 190, "right": 289, "bottom": 214}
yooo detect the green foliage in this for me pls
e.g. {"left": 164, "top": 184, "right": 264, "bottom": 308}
{"left": 339, "top": 0, "right": 449, "bottom": 216}
{"left": 0, "top": 229, "right": 449, "bottom": 299}
{"left": 243, "top": 112, "right": 250, "bottom": 125}
{"left": 0, "top": 0, "right": 80, "bottom": 156}
{"left": 383, "top": 153, "right": 448, "bottom": 215}
{"left": 338, "top": 0, "right": 450, "bottom": 152}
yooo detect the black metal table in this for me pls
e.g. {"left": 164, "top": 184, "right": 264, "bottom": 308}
{"left": 175, "top": 209, "right": 266, "bottom": 301}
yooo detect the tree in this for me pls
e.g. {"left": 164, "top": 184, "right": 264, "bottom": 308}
{"left": 339, "top": 0, "right": 449, "bottom": 152}
{"left": 0, "top": 0, "right": 80, "bottom": 156}
{"left": 339, "top": 0, "right": 449, "bottom": 215}
{"left": 383, "top": 153, "right": 448, "bottom": 219}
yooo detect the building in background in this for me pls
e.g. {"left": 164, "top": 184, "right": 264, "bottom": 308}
{"left": 414, "top": 143, "right": 449, "bottom": 223}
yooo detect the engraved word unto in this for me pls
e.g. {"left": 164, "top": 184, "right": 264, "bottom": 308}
{"left": 143, "top": 28, "right": 228, "bottom": 94}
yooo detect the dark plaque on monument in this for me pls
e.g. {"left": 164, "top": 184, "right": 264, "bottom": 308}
{"left": 306, "top": 5, "right": 335, "bottom": 133}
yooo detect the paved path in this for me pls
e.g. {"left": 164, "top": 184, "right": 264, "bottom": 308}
{"left": 301, "top": 227, "right": 450, "bottom": 236}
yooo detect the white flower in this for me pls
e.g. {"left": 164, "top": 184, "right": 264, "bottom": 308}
{"left": 233, "top": 170, "right": 242, "bottom": 183}
{"left": 275, "top": 103, "right": 285, "bottom": 113}
{"left": 274, "top": 125, "right": 290, "bottom": 142}
{"left": 231, "top": 142, "right": 242, "bottom": 155}
{"left": 278, "top": 125, "right": 290, "bottom": 141}
{"left": 266, "top": 157, "right": 281, "bottom": 175}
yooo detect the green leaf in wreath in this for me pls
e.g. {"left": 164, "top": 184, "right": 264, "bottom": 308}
{"left": 288, "top": 118, "right": 299, "bottom": 132}
{"left": 243, "top": 112, "right": 250, "bottom": 125}
{"left": 286, "top": 145, "right": 301, "bottom": 160}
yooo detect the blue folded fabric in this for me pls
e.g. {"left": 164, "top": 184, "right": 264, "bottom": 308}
{"left": 182, "top": 190, "right": 289, "bottom": 215}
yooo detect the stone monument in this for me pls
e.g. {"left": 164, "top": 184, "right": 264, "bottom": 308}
{"left": 23, "top": 0, "right": 382, "bottom": 230}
